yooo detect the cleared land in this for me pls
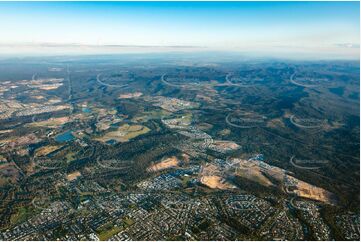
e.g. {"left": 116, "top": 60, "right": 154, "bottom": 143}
{"left": 209, "top": 140, "right": 240, "bottom": 152}
{"left": 132, "top": 109, "right": 170, "bottom": 123}
{"left": 147, "top": 156, "right": 180, "bottom": 172}
{"left": 27, "top": 117, "right": 70, "bottom": 128}
{"left": 200, "top": 175, "right": 235, "bottom": 190}
{"left": 0, "top": 134, "right": 40, "bottom": 149}
{"left": 290, "top": 178, "right": 336, "bottom": 204}
{"left": 67, "top": 171, "right": 81, "bottom": 181}
{"left": 199, "top": 164, "right": 235, "bottom": 190}
{"left": 94, "top": 124, "right": 150, "bottom": 143}
{"left": 35, "top": 145, "right": 62, "bottom": 157}
{"left": 119, "top": 92, "right": 143, "bottom": 99}
{"left": 236, "top": 160, "right": 274, "bottom": 187}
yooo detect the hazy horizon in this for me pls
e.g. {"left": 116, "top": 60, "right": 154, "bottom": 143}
{"left": 0, "top": 1, "right": 359, "bottom": 59}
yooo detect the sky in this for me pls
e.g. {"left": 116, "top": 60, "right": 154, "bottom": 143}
{"left": 0, "top": 1, "right": 359, "bottom": 59}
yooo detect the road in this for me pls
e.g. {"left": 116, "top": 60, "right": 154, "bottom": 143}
{"left": 66, "top": 64, "right": 74, "bottom": 115}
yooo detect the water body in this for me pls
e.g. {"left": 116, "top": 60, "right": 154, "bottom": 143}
{"left": 82, "top": 107, "right": 91, "bottom": 113}
{"left": 55, "top": 131, "right": 75, "bottom": 142}
{"left": 106, "top": 139, "right": 117, "bottom": 145}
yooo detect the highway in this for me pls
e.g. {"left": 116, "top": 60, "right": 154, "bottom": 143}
{"left": 66, "top": 64, "right": 74, "bottom": 115}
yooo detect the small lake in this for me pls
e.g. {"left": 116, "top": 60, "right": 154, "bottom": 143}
{"left": 55, "top": 131, "right": 75, "bottom": 142}
{"left": 106, "top": 139, "right": 117, "bottom": 145}
{"left": 82, "top": 107, "right": 91, "bottom": 113}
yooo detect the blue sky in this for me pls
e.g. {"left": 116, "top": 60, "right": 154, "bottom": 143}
{"left": 0, "top": 1, "right": 359, "bottom": 59}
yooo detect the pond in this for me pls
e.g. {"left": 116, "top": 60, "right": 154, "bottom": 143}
{"left": 82, "top": 107, "right": 91, "bottom": 113}
{"left": 55, "top": 131, "right": 75, "bottom": 142}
